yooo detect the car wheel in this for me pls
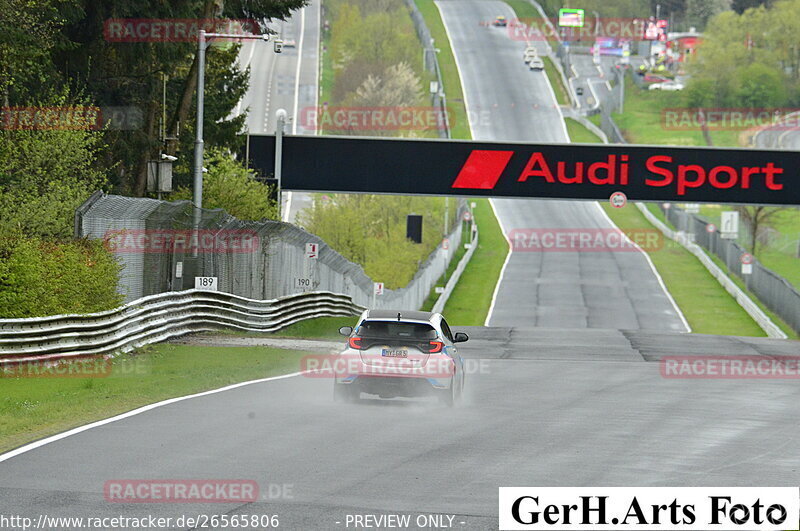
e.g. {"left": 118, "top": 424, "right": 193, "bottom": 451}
{"left": 439, "top": 379, "right": 457, "bottom": 407}
{"left": 333, "top": 383, "right": 357, "bottom": 403}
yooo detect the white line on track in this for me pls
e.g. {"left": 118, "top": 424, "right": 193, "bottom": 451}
{"left": 593, "top": 202, "right": 692, "bottom": 333}
{"left": 283, "top": 4, "right": 309, "bottom": 223}
{"left": 485, "top": 200, "right": 512, "bottom": 326}
{"left": 0, "top": 371, "right": 306, "bottom": 464}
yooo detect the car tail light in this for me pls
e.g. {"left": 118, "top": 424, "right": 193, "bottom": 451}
{"left": 348, "top": 337, "right": 363, "bottom": 350}
{"left": 427, "top": 341, "right": 444, "bottom": 353}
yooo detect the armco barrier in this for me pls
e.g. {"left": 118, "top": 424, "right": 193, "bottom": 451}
{"left": 0, "top": 290, "right": 365, "bottom": 364}
{"left": 636, "top": 203, "right": 788, "bottom": 339}
{"left": 432, "top": 225, "right": 478, "bottom": 314}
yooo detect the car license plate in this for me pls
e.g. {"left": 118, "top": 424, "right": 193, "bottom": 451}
{"left": 381, "top": 348, "right": 408, "bottom": 358}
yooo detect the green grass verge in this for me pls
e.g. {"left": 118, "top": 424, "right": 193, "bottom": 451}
{"left": 0, "top": 344, "right": 309, "bottom": 453}
{"left": 420, "top": 224, "right": 470, "bottom": 312}
{"left": 319, "top": 31, "right": 334, "bottom": 110}
{"left": 504, "top": 0, "right": 544, "bottom": 21}
{"left": 601, "top": 203, "right": 767, "bottom": 337}
{"left": 613, "top": 76, "right": 742, "bottom": 147}
{"left": 207, "top": 316, "right": 358, "bottom": 339}
{"left": 443, "top": 200, "right": 509, "bottom": 325}
{"left": 414, "top": 0, "right": 471, "bottom": 140}
{"left": 565, "top": 117, "right": 603, "bottom": 143}
{"left": 543, "top": 57, "right": 569, "bottom": 105}
{"left": 644, "top": 205, "right": 799, "bottom": 339}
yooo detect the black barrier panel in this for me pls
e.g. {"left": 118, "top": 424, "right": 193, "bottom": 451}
{"left": 247, "top": 134, "right": 800, "bottom": 206}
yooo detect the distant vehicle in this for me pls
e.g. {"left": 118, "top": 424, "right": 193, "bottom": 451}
{"left": 282, "top": 38, "right": 296, "bottom": 48}
{"left": 648, "top": 81, "right": 684, "bottom": 91}
{"left": 493, "top": 15, "right": 507, "bottom": 27}
{"left": 576, "top": 87, "right": 584, "bottom": 96}
{"left": 523, "top": 46, "right": 537, "bottom": 57}
{"left": 524, "top": 52, "right": 538, "bottom": 64}
{"left": 334, "top": 310, "right": 468, "bottom": 406}
{"left": 529, "top": 57, "right": 545, "bottom": 71}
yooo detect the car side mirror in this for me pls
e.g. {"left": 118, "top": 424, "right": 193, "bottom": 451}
{"left": 453, "top": 332, "right": 469, "bottom": 343}
{"left": 339, "top": 326, "right": 353, "bottom": 336}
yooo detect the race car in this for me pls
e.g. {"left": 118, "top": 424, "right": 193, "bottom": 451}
{"left": 333, "top": 310, "right": 468, "bottom": 406}
{"left": 493, "top": 16, "right": 507, "bottom": 27}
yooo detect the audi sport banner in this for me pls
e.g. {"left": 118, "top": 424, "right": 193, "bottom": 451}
{"left": 247, "top": 135, "right": 800, "bottom": 206}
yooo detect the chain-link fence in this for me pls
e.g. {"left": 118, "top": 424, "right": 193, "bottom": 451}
{"left": 658, "top": 204, "right": 800, "bottom": 335}
{"left": 75, "top": 192, "right": 466, "bottom": 311}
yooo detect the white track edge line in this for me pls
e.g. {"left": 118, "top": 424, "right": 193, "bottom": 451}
{"left": 593, "top": 202, "right": 692, "bottom": 333}
{"left": 0, "top": 371, "right": 306, "bottom": 464}
{"left": 436, "top": 1, "right": 510, "bottom": 327}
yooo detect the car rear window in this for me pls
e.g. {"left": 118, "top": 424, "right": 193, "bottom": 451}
{"left": 357, "top": 321, "right": 438, "bottom": 340}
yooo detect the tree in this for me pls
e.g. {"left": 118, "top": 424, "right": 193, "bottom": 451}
{"left": 299, "top": 194, "right": 454, "bottom": 288}
{"left": 170, "top": 149, "right": 277, "bottom": 221}
{"left": 734, "top": 62, "right": 786, "bottom": 107}
{"left": 735, "top": 206, "right": 789, "bottom": 254}
{"left": 0, "top": 0, "right": 73, "bottom": 105}
{"left": 687, "top": 0, "right": 731, "bottom": 28}
{"left": 0, "top": 93, "right": 107, "bottom": 240}
{"left": 732, "top": 0, "right": 772, "bottom": 13}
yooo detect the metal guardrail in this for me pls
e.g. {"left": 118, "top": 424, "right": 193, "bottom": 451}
{"left": 432, "top": 224, "right": 478, "bottom": 314}
{"left": 0, "top": 290, "right": 365, "bottom": 365}
{"left": 635, "top": 204, "right": 788, "bottom": 339}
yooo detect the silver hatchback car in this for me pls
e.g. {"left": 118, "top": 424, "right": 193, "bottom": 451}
{"left": 334, "top": 310, "right": 469, "bottom": 406}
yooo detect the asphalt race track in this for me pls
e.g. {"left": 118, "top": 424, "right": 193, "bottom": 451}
{"left": 235, "top": 1, "right": 320, "bottom": 222}
{"left": 1, "top": 1, "right": 798, "bottom": 530}
{"left": 2, "top": 329, "right": 800, "bottom": 530}
{"left": 436, "top": 0, "right": 687, "bottom": 331}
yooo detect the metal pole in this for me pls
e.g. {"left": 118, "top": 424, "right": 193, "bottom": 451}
{"left": 444, "top": 197, "right": 449, "bottom": 235}
{"left": 192, "top": 30, "right": 207, "bottom": 258}
{"left": 275, "top": 109, "right": 287, "bottom": 220}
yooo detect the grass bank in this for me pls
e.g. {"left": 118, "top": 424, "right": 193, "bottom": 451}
{"left": 601, "top": 203, "right": 767, "bottom": 337}
{"left": 442, "top": 199, "right": 508, "bottom": 325}
{"left": 565, "top": 117, "right": 603, "bottom": 143}
{"left": 0, "top": 344, "right": 308, "bottom": 453}
{"left": 612, "top": 76, "right": 742, "bottom": 147}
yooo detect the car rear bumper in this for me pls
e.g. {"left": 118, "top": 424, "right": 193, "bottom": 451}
{"left": 337, "top": 375, "right": 452, "bottom": 397}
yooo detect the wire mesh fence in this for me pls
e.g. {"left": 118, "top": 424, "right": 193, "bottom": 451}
{"left": 659, "top": 204, "right": 800, "bottom": 335}
{"left": 76, "top": 192, "right": 466, "bottom": 311}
